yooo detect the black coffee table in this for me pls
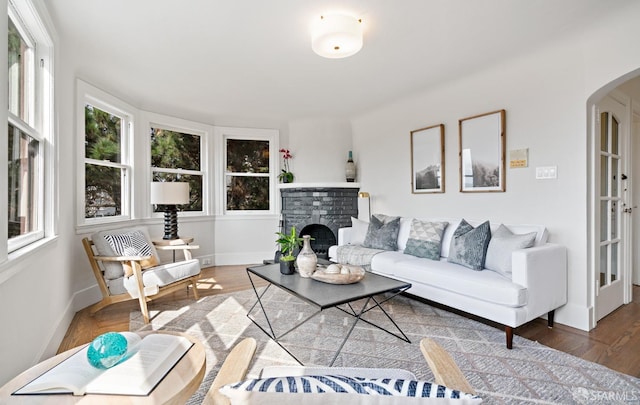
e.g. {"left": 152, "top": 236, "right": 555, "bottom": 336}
{"left": 246, "top": 263, "right": 412, "bottom": 366}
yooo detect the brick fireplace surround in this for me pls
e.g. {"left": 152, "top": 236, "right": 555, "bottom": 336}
{"left": 279, "top": 183, "right": 360, "bottom": 259}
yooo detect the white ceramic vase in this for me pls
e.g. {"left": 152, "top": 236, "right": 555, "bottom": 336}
{"left": 296, "top": 235, "right": 317, "bottom": 278}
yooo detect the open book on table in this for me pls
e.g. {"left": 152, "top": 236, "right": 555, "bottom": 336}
{"left": 13, "top": 332, "right": 193, "bottom": 396}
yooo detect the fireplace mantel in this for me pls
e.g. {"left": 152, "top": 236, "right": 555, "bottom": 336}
{"left": 278, "top": 182, "right": 360, "bottom": 189}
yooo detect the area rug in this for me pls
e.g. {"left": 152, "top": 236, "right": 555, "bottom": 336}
{"left": 130, "top": 288, "right": 640, "bottom": 404}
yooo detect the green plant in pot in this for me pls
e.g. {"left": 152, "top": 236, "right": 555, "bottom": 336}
{"left": 275, "top": 226, "right": 304, "bottom": 275}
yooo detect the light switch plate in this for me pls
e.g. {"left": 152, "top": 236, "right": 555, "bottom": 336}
{"left": 536, "top": 166, "right": 557, "bottom": 179}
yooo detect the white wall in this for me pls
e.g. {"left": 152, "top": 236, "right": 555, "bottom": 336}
{"left": 287, "top": 118, "right": 354, "bottom": 183}
{"left": 351, "top": 2, "right": 640, "bottom": 331}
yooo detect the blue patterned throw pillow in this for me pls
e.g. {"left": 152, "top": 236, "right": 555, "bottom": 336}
{"left": 447, "top": 219, "right": 491, "bottom": 270}
{"left": 220, "top": 375, "right": 481, "bottom": 404}
{"left": 403, "top": 220, "right": 449, "bottom": 260}
{"left": 362, "top": 215, "right": 400, "bottom": 251}
{"left": 103, "top": 230, "right": 159, "bottom": 276}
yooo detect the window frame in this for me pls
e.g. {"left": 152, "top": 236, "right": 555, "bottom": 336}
{"left": 6, "top": 0, "right": 54, "bottom": 255}
{"left": 76, "top": 80, "right": 134, "bottom": 227}
{"left": 144, "top": 112, "right": 210, "bottom": 218}
{"left": 214, "top": 126, "right": 278, "bottom": 216}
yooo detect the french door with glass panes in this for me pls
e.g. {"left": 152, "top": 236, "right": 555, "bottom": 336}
{"left": 596, "top": 95, "right": 629, "bottom": 321}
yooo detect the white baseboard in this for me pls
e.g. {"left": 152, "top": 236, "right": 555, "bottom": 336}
{"left": 213, "top": 251, "right": 273, "bottom": 266}
{"left": 554, "top": 302, "right": 592, "bottom": 331}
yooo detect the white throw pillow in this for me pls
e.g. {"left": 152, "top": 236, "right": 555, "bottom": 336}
{"left": 485, "top": 224, "right": 536, "bottom": 278}
{"left": 351, "top": 216, "right": 370, "bottom": 245}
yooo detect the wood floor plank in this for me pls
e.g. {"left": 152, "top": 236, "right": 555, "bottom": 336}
{"left": 59, "top": 267, "right": 640, "bottom": 378}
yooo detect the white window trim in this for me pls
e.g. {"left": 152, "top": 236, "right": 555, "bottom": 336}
{"left": 213, "top": 126, "right": 278, "bottom": 216}
{"left": 143, "top": 111, "right": 211, "bottom": 218}
{"left": 5, "top": 0, "right": 55, "bottom": 256}
{"left": 76, "top": 80, "right": 135, "bottom": 227}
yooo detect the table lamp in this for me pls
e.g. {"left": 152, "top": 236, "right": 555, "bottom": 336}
{"left": 150, "top": 182, "right": 190, "bottom": 240}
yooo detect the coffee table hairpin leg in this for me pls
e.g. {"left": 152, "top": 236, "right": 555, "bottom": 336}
{"left": 246, "top": 272, "right": 411, "bottom": 367}
{"left": 338, "top": 287, "right": 412, "bottom": 344}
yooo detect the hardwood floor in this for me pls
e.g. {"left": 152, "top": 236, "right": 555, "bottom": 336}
{"left": 59, "top": 266, "right": 640, "bottom": 378}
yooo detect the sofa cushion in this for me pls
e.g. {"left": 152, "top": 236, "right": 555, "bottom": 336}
{"left": 404, "top": 220, "right": 449, "bottom": 260}
{"left": 370, "top": 251, "right": 410, "bottom": 276}
{"left": 350, "top": 217, "right": 370, "bottom": 246}
{"left": 485, "top": 225, "right": 536, "bottom": 278}
{"left": 122, "top": 258, "right": 200, "bottom": 298}
{"left": 396, "top": 217, "right": 413, "bottom": 251}
{"left": 220, "top": 375, "right": 481, "bottom": 404}
{"left": 363, "top": 215, "right": 401, "bottom": 251}
{"left": 388, "top": 256, "right": 527, "bottom": 307}
{"left": 447, "top": 220, "right": 491, "bottom": 270}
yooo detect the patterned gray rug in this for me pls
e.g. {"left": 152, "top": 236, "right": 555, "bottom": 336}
{"left": 130, "top": 288, "right": 640, "bottom": 404}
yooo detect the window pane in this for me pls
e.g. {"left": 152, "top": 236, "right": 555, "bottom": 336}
{"left": 8, "top": 124, "right": 39, "bottom": 238}
{"left": 600, "top": 112, "right": 608, "bottom": 152}
{"left": 611, "top": 242, "right": 618, "bottom": 282}
{"left": 85, "top": 164, "right": 122, "bottom": 218}
{"left": 8, "top": 17, "right": 31, "bottom": 122}
{"left": 152, "top": 173, "right": 203, "bottom": 212}
{"left": 151, "top": 128, "right": 200, "bottom": 171}
{"left": 611, "top": 157, "right": 618, "bottom": 197}
{"left": 611, "top": 116, "right": 619, "bottom": 155}
{"left": 600, "top": 245, "right": 608, "bottom": 287}
{"left": 600, "top": 155, "right": 607, "bottom": 196}
{"left": 600, "top": 201, "right": 608, "bottom": 242}
{"left": 226, "top": 139, "right": 270, "bottom": 173}
{"left": 226, "top": 176, "right": 269, "bottom": 210}
{"left": 85, "top": 104, "right": 122, "bottom": 163}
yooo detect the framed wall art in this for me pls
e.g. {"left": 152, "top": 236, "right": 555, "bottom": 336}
{"left": 411, "top": 124, "right": 445, "bottom": 194}
{"left": 458, "top": 110, "right": 506, "bottom": 193}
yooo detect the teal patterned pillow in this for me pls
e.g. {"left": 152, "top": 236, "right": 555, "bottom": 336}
{"left": 447, "top": 220, "right": 491, "bottom": 270}
{"left": 403, "top": 220, "right": 449, "bottom": 260}
{"left": 362, "top": 215, "right": 400, "bottom": 251}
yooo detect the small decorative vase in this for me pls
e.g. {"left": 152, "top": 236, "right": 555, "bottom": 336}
{"left": 345, "top": 151, "right": 356, "bottom": 182}
{"left": 296, "top": 235, "right": 317, "bottom": 278}
{"left": 280, "top": 260, "right": 295, "bottom": 275}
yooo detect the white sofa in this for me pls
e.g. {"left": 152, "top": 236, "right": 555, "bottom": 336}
{"left": 328, "top": 217, "right": 567, "bottom": 349}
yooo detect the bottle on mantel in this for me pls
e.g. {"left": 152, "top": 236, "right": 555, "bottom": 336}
{"left": 345, "top": 151, "right": 356, "bottom": 182}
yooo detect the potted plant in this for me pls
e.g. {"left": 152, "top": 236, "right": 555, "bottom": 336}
{"left": 278, "top": 148, "right": 294, "bottom": 183}
{"left": 275, "top": 226, "right": 303, "bottom": 275}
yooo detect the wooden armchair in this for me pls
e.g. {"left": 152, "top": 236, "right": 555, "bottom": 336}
{"left": 206, "top": 337, "right": 475, "bottom": 405}
{"left": 83, "top": 227, "right": 201, "bottom": 324}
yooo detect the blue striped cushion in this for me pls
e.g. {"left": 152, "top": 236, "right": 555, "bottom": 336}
{"left": 224, "top": 375, "right": 477, "bottom": 399}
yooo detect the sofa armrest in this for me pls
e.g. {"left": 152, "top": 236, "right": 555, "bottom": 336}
{"left": 511, "top": 243, "right": 567, "bottom": 317}
{"left": 337, "top": 227, "right": 352, "bottom": 246}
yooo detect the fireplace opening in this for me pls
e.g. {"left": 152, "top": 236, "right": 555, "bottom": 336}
{"left": 299, "top": 224, "right": 336, "bottom": 260}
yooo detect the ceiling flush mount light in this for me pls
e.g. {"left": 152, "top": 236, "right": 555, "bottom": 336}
{"left": 311, "top": 13, "right": 363, "bottom": 59}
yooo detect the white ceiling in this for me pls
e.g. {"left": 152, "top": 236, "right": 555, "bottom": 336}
{"left": 45, "top": 0, "right": 630, "bottom": 125}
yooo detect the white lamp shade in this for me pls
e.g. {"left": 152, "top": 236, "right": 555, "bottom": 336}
{"left": 311, "top": 14, "right": 363, "bottom": 59}
{"left": 150, "top": 182, "right": 190, "bottom": 205}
